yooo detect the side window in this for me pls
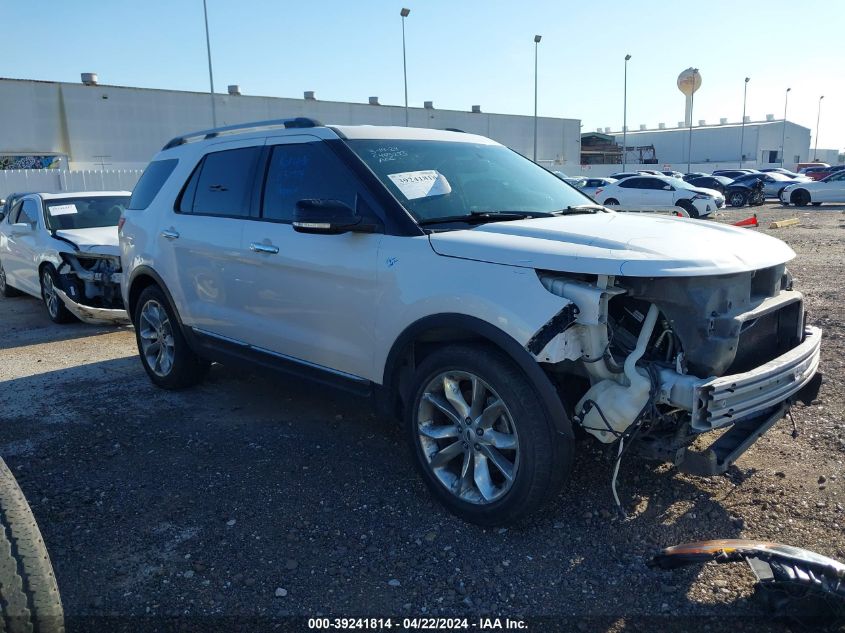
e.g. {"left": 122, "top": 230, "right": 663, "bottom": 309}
{"left": 19, "top": 199, "right": 39, "bottom": 225}
{"left": 651, "top": 179, "right": 670, "bottom": 190}
{"left": 129, "top": 159, "right": 178, "bottom": 210}
{"left": 618, "top": 178, "right": 640, "bottom": 188}
{"left": 8, "top": 201, "right": 23, "bottom": 224}
{"left": 189, "top": 147, "right": 261, "bottom": 217}
{"left": 261, "top": 143, "right": 358, "bottom": 223}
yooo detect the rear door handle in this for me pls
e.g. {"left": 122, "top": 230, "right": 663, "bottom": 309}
{"left": 161, "top": 229, "right": 180, "bottom": 240}
{"left": 249, "top": 242, "right": 279, "bottom": 254}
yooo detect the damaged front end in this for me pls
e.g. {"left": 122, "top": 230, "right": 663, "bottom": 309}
{"left": 53, "top": 250, "right": 128, "bottom": 324}
{"left": 532, "top": 266, "right": 822, "bottom": 477}
{"left": 653, "top": 539, "right": 845, "bottom": 620}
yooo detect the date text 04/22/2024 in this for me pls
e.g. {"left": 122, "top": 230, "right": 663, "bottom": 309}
{"left": 307, "top": 617, "right": 528, "bottom": 630}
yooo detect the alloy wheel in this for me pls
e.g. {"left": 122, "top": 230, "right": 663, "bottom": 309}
{"left": 139, "top": 299, "right": 176, "bottom": 377}
{"left": 41, "top": 270, "right": 59, "bottom": 318}
{"left": 416, "top": 371, "right": 520, "bottom": 505}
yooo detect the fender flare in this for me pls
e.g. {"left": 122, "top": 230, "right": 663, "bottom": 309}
{"left": 126, "top": 265, "right": 185, "bottom": 328}
{"left": 380, "top": 313, "right": 573, "bottom": 438}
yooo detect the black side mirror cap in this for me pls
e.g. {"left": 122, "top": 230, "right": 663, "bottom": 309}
{"left": 293, "top": 199, "right": 371, "bottom": 235}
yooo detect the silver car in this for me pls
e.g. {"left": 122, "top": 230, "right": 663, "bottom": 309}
{"left": 733, "top": 172, "right": 811, "bottom": 199}
{"left": 577, "top": 177, "right": 618, "bottom": 199}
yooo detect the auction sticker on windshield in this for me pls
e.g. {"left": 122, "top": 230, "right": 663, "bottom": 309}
{"left": 48, "top": 204, "right": 78, "bottom": 216}
{"left": 387, "top": 170, "right": 452, "bottom": 200}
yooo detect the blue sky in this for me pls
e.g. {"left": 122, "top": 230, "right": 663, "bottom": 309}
{"left": 4, "top": 0, "right": 843, "bottom": 151}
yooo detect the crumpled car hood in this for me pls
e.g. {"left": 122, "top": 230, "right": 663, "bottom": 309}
{"left": 54, "top": 227, "right": 120, "bottom": 256}
{"left": 428, "top": 212, "right": 795, "bottom": 276}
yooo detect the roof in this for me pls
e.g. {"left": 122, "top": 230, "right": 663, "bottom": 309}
{"left": 36, "top": 191, "right": 131, "bottom": 200}
{"left": 330, "top": 125, "right": 498, "bottom": 144}
{"left": 603, "top": 119, "right": 811, "bottom": 135}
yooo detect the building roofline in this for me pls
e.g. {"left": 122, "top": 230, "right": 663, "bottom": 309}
{"left": 604, "top": 120, "right": 811, "bottom": 134}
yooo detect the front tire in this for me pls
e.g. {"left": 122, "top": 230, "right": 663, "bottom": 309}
{"left": 728, "top": 191, "right": 747, "bottom": 207}
{"left": 0, "top": 458, "right": 64, "bottom": 633}
{"left": 791, "top": 189, "right": 810, "bottom": 207}
{"left": 40, "top": 266, "right": 75, "bottom": 324}
{"left": 677, "top": 200, "right": 699, "bottom": 218}
{"left": 0, "top": 260, "right": 22, "bottom": 298}
{"left": 406, "top": 345, "right": 572, "bottom": 525}
{"left": 604, "top": 198, "right": 619, "bottom": 206}
{"left": 133, "top": 285, "right": 210, "bottom": 389}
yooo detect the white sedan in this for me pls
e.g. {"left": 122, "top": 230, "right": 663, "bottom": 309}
{"left": 780, "top": 171, "right": 845, "bottom": 206}
{"left": 0, "top": 191, "right": 130, "bottom": 323}
{"left": 594, "top": 175, "right": 723, "bottom": 218}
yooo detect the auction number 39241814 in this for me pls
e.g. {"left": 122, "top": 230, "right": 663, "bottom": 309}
{"left": 307, "top": 617, "right": 528, "bottom": 630}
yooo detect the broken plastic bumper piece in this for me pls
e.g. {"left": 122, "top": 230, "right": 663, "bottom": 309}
{"left": 653, "top": 539, "right": 845, "bottom": 620}
{"left": 54, "top": 287, "right": 129, "bottom": 325}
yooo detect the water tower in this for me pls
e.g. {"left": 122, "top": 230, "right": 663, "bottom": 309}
{"left": 677, "top": 68, "right": 702, "bottom": 127}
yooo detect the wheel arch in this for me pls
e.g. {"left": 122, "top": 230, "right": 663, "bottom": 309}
{"left": 378, "top": 313, "right": 572, "bottom": 438}
{"left": 126, "top": 265, "right": 185, "bottom": 328}
{"left": 790, "top": 188, "right": 811, "bottom": 204}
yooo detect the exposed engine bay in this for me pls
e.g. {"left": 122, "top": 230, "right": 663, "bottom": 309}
{"left": 52, "top": 249, "right": 127, "bottom": 324}
{"left": 532, "top": 266, "right": 822, "bottom": 482}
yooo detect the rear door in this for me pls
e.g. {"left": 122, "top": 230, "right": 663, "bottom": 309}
{"left": 820, "top": 172, "right": 845, "bottom": 202}
{"left": 237, "top": 136, "right": 383, "bottom": 380}
{"left": 157, "top": 140, "right": 260, "bottom": 339}
{"left": 5, "top": 198, "right": 42, "bottom": 295}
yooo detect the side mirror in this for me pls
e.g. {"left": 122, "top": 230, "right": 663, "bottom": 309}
{"left": 663, "top": 185, "right": 672, "bottom": 190}
{"left": 293, "top": 199, "right": 363, "bottom": 235}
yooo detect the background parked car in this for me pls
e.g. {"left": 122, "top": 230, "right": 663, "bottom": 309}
{"left": 781, "top": 170, "right": 845, "bottom": 206}
{"left": 576, "top": 177, "right": 618, "bottom": 198}
{"left": 660, "top": 170, "right": 684, "bottom": 178}
{"left": 731, "top": 171, "right": 810, "bottom": 199}
{"left": 684, "top": 175, "right": 734, "bottom": 195}
{"left": 608, "top": 171, "right": 641, "bottom": 180}
{"left": 593, "top": 175, "right": 722, "bottom": 217}
{"left": 712, "top": 169, "right": 761, "bottom": 179}
{"left": 725, "top": 179, "right": 765, "bottom": 207}
{"left": 802, "top": 165, "right": 836, "bottom": 181}
{"left": 796, "top": 162, "right": 829, "bottom": 174}
{"left": 759, "top": 167, "right": 802, "bottom": 178}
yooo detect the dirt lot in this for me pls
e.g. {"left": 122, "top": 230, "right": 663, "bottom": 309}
{"left": 1, "top": 203, "right": 844, "bottom": 632}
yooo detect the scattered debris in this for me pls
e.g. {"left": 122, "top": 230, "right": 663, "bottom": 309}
{"left": 652, "top": 539, "right": 845, "bottom": 621}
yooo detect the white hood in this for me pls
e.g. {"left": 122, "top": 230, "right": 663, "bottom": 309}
{"left": 428, "top": 212, "right": 795, "bottom": 277}
{"left": 54, "top": 227, "right": 120, "bottom": 256}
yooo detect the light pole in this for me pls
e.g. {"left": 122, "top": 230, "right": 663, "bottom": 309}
{"left": 687, "top": 68, "right": 699, "bottom": 175}
{"left": 533, "top": 35, "right": 542, "bottom": 162}
{"left": 202, "top": 0, "right": 217, "bottom": 127}
{"left": 401, "top": 8, "right": 410, "bottom": 127}
{"left": 622, "top": 54, "right": 631, "bottom": 171}
{"left": 814, "top": 95, "right": 824, "bottom": 160}
{"left": 739, "top": 77, "right": 749, "bottom": 167}
{"left": 781, "top": 87, "right": 791, "bottom": 167}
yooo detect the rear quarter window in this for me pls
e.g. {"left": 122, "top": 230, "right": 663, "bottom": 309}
{"left": 128, "top": 159, "right": 178, "bottom": 210}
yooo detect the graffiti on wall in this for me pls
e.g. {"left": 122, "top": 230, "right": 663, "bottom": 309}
{"left": 0, "top": 155, "right": 64, "bottom": 170}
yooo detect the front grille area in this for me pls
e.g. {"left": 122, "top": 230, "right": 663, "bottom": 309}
{"left": 728, "top": 299, "right": 803, "bottom": 374}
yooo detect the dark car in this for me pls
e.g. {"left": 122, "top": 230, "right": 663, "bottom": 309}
{"left": 684, "top": 175, "right": 734, "bottom": 195}
{"left": 608, "top": 172, "right": 641, "bottom": 180}
{"left": 712, "top": 169, "right": 760, "bottom": 179}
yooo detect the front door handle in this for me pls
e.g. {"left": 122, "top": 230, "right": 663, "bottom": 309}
{"left": 249, "top": 242, "right": 279, "bottom": 254}
{"left": 161, "top": 229, "right": 180, "bottom": 240}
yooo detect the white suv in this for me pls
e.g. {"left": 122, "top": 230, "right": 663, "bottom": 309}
{"left": 120, "top": 119, "right": 822, "bottom": 525}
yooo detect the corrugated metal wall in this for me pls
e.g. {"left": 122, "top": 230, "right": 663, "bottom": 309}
{"left": 0, "top": 170, "right": 142, "bottom": 198}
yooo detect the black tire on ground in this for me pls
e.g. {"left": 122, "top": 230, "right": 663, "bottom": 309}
{"left": 677, "top": 200, "right": 699, "bottom": 218}
{"left": 604, "top": 198, "right": 619, "bottom": 206}
{"left": 406, "top": 344, "right": 573, "bottom": 526}
{"left": 777, "top": 187, "right": 785, "bottom": 200}
{"left": 0, "top": 260, "right": 22, "bottom": 298}
{"left": 791, "top": 189, "right": 810, "bottom": 207}
{"left": 0, "top": 458, "right": 64, "bottom": 633}
{"left": 133, "top": 284, "right": 210, "bottom": 389}
{"left": 39, "top": 265, "right": 75, "bottom": 324}
{"left": 812, "top": 202, "right": 822, "bottom": 207}
{"left": 728, "top": 191, "right": 747, "bottom": 208}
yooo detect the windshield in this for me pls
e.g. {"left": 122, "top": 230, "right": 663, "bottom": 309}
{"left": 43, "top": 196, "right": 129, "bottom": 231}
{"left": 664, "top": 177, "right": 695, "bottom": 190}
{"left": 346, "top": 140, "right": 594, "bottom": 223}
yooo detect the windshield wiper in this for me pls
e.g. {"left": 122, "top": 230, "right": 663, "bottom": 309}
{"left": 557, "top": 204, "right": 605, "bottom": 215}
{"left": 418, "top": 210, "right": 556, "bottom": 226}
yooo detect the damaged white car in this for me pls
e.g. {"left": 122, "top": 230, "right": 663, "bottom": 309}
{"left": 121, "top": 121, "right": 822, "bottom": 526}
{"left": 0, "top": 191, "right": 130, "bottom": 324}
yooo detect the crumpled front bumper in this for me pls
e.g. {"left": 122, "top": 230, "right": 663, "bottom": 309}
{"left": 54, "top": 287, "right": 130, "bottom": 325}
{"left": 658, "top": 325, "right": 822, "bottom": 432}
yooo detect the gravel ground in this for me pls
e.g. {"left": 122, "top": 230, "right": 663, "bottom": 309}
{"left": 1, "top": 202, "right": 843, "bottom": 632}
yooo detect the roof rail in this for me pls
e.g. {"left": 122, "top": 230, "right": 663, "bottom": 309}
{"left": 161, "top": 117, "right": 322, "bottom": 150}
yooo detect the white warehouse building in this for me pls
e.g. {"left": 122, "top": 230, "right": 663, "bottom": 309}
{"left": 606, "top": 118, "right": 812, "bottom": 168}
{"left": 0, "top": 77, "right": 581, "bottom": 171}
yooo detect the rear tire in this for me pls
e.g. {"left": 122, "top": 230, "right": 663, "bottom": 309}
{"left": 133, "top": 285, "right": 210, "bottom": 389}
{"left": 812, "top": 202, "right": 822, "bottom": 207}
{"left": 0, "top": 458, "right": 64, "bottom": 633}
{"left": 406, "top": 344, "right": 572, "bottom": 526}
{"left": 40, "top": 266, "right": 75, "bottom": 324}
{"left": 604, "top": 198, "right": 619, "bottom": 206}
{"left": 0, "top": 260, "right": 22, "bottom": 298}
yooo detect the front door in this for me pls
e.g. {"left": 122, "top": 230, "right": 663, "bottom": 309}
{"left": 237, "top": 136, "right": 383, "bottom": 381}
